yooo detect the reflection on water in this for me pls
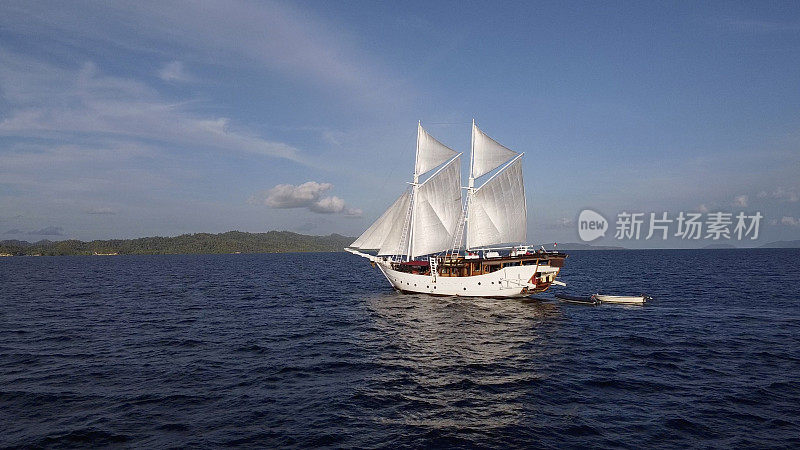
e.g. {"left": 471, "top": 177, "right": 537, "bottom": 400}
{"left": 362, "top": 292, "right": 564, "bottom": 430}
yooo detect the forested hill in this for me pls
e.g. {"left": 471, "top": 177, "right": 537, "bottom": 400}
{"left": 0, "top": 231, "right": 355, "bottom": 256}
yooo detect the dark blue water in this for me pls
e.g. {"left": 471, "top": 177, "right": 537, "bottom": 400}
{"left": 1, "top": 249, "right": 799, "bottom": 448}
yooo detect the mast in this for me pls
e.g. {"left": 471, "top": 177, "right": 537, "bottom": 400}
{"left": 465, "top": 118, "right": 476, "bottom": 251}
{"left": 406, "top": 121, "right": 421, "bottom": 262}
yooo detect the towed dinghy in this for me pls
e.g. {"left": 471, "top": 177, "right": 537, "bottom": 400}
{"left": 593, "top": 294, "right": 650, "bottom": 304}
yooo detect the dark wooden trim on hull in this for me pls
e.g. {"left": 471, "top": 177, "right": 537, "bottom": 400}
{"left": 390, "top": 252, "right": 568, "bottom": 278}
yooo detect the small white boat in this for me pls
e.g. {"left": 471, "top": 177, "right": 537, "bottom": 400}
{"left": 593, "top": 294, "right": 649, "bottom": 304}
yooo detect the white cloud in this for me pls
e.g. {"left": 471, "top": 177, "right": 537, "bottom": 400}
{"left": 322, "top": 130, "right": 346, "bottom": 147}
{"left": 343, "top": 207, "right": 363, "bottom": 217}
{"left": 85, "top": 207, "right": 117, "bottom": 215}
{"left": 0, "top": 51, "right": 303, "bottom": 162}
{"left": 28, "top": 226, "right": 64, "bottom": 236}
{"left": 780, "top": 216, "right": 800, "bottom": 227}
{"left": 258, "top": 181, "right": 332, "bottom": 208}
{"left": 759, "top": 187, "right": 799, "bottom": 203}
{"left": 142, "top": 0, "right": 404, "bottom": 105}
{"left": 0, "top": 139, "right": 188, "bottom": 208}
{"left": 250, "top": 181, "right": 361, "bottom": 216}
{"left": 0, "top": 141, "right": 153, "bottom": 171}
{"left": 546, "top": 217, "right": 574, "bottom": 229}
{"left": 733, "top": 195, "right": 748, "bottom": 207}
{"left": 309, "top": 196, "right": 345, "bottom": 214}
{"left": 158, "top": 61, "right": 194, "bottom": 82}
{"left": 0, "top": 1, "right": 405, "bottom": 107}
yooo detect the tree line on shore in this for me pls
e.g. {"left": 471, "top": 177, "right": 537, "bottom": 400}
{"left": 0, "top": 231, "right": 355, "bottom": 256}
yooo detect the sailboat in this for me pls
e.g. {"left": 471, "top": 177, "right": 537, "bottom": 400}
{"left": 345, "top": 120, "right": 567, "bottom": 298}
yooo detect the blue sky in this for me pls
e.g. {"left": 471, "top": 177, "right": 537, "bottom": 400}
{"left": 0, "top": 0, "right": 799, "bottom": 247}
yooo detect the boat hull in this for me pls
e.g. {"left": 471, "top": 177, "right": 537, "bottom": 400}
{"left": 377, "top": 261, "right": 552, "bottom": 298}
{"left": 594, "top": 295, "right": 647, "bottom": 304}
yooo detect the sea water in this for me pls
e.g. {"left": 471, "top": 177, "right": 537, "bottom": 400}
{"left": 1, "top": 249, "right": 798, "bottom": 447}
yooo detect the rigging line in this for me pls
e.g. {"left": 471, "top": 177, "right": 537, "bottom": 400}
{"left": 425, "top": 121, "right": 473, "bottom": 125}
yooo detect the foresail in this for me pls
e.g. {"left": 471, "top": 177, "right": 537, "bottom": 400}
{"left": 416, "top": 124, "right": 458, "bottom": 176}
{"left": 378, "top": 195, "right": 412, "bottom": 255}
{"left": 350, "top": 190, "right": 411, "bottom": 254}
{"left": 472, "top": 124, "right": 518, "bottom": 179}
{"left": 466, "top": 157, "right": 527, "bottom": 249}
{"left": 410, "top": 155, "right": 462, "bottom": 258}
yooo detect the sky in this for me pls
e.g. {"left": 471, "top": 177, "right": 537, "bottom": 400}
{"left": 0, "top": 0, "right": 799, "bottom": 248}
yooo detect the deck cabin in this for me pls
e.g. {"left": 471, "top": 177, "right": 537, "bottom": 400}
{"left": 391, "top": 250, "right": 567, "bottom": 279}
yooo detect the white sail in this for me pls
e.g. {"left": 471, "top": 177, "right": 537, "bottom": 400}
{"left": 472, "top": 123, "right": 518, "bottom": 179}
{"left": 416, "top": 123, "right": 458, "bottom": 176}
{"left": 350, "top": 190, "right": 411, "bottom": 255}
{"left": 378, "top": 199, "right": 411, "bottom": 255}
{"left": 466, "top": 156, "right": 526, "bottom": 249}
{"left": 410, "top": 155, "right": 462, "bottom": 258}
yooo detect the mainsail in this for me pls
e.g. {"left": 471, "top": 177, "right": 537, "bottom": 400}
{"left": 350, "top": 190, "right": 411, "bottom": 255}
{"left": 410, "top": 155, "right": 462, "bottom": 258}
{"left": 416, "top": 123, "right": 458, "bottom": 176}
{"left": 471, "top": 123, "right": 519, "bottom": 179}
{"left": 466, "top": 156, "right": 527, "bottom": 249}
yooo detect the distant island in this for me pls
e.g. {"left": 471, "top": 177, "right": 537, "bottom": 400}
{"left": 702, "top": 241, "right": 800, "bottom": 249}
{"left": 702, "top": 243, "right": 738, "bottom": 249}
{"left": 2, "top": 233, "right": 798, "bottom": 256}
{"left": 541, "top": 242, "right": 626, "bottom": 251}
{"left": 547, "top": 241, "right": 800, "bottom": 250}
{"left": 0, "top": 231, "right": 355, "bottom": 256}
{"left": 759, "top": 240, "right": 800, "bottom": 248}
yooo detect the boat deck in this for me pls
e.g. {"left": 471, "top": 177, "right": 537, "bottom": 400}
{"left": 391, "top": 251, "right": 567, "bottom": 278}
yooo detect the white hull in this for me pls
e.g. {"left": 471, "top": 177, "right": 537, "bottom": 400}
{"left": 377, "top": 261, "right": 556, "bottom": 298}
{"left": 594, "top": 294, "right": 648, "bottom": 304}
